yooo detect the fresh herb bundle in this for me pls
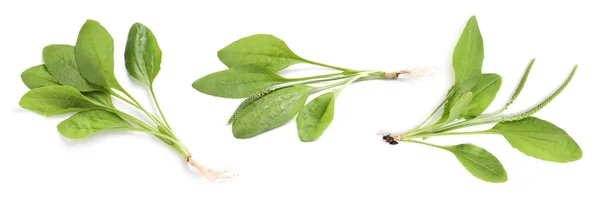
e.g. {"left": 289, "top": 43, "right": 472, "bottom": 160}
{"left": 384, "top": 16, "right": 581, "bottom": 183}
{"left": 193, "top": 34, "right": 430, "bottom": 141}
{"left": 19, "top": 20, "right": 234, "bottom": 182}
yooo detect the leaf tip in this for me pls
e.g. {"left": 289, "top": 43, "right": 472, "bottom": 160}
{"left": 83, "top": 19, "right": 101, "bottom": 26}
{"left": 468, "top": 15, "right": 479, "bottom": 24}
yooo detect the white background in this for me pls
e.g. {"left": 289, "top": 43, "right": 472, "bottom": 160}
{"left": 1, "top": 0, "right": 599, "bottom": 198}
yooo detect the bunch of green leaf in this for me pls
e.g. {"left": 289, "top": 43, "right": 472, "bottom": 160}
{"left": 193, "top": 34, "right": 423, "bottom": 141}
{"left": 19, "top": 20, "right": 233, "bottom": 181}
{"left": 386, "top": 16, "right": 581, "bottom": 183}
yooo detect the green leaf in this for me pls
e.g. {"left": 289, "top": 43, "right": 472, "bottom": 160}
{"left": 453, "top": 16, "right": 484, "bottom": 93}
{"left": 228, "top": 88, "right": 282, "bottom": 124}
{"left": 21, "top": 65, "right": 60, "bottom": 89}
{"left": 446, "top": 144, "right": 507, "bottom": 183}
{"left": 43, "top": 44, "right": 99, "bottom": 92}
{"left": 461, "top": 73, "right": 502, "bottom": 119}
{"left": 440, "top": 92, "right": 473, "bottom": 124}
{"left": 493, "top": 117, "right": 582, "bottom": 162}
{"left": 297, "top": 92, "right": 335, "bottom": 142}
{"left": 125, "top": 23, "right": 162, "bottom": 86}
{"left": 57, "top": 110, "right": 132, "bottom": 139}
{"left": 19, "top": 86, "right": 101, "bottom": 116}
{"left": 75, "top": 20, "right": 120, "bottom": 89}
{"left": 217, "top": 34, "right": 305, "bottom": 72}
{"left": 192, "top": 65, "right": 287, "bottom": 98}
{"left": 232, "top": 85, "right": 312, "bottom": 138}
{"left": 83, "top": 91, "right": 113, "bottom": 106}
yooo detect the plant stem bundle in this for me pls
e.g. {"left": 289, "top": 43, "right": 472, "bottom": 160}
{"left": 382, "top": 16, "right": 581, "bottom": 183}
{"left": 193, "top": 34, "right": 433, "bottom": 141}
{"left": 19, "top": 20, "right": 235, "bottom": 182}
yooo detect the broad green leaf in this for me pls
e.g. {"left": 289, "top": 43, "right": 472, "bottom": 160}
{"left": 218, "top": 34, "right": 305, "bottom": 72}
{"left": 228, "top": 87, "right": 282, "bottom": 124}
{"left": 453, "top": 16, "right": 484, "bottom": 93}
{"left": 83, "top": 91, "right": 113, "bottom": 106}
{"left": 297, "top": 92, "right": 335, "bottom": 142}
{"left": 21, "top": 65, "right": 60, "bottom": 89}
{"left": 57, "top": 110, "right": 132, "bottom": 139}
{"left": 75, "top": 20, "right": 120, "bottom": 89}
{"left": 192, "top": 65, "right": 287, "bottom": 98}
{"left": 446, "top": 144, "right": 507, "bottom": 183}
{"left": 440, "top": 92, "right": 473, "bottom": 123}
{"left": 43, "top": 44, "right": 99, "bottom": 92}
{"left": 19, "top": 86, "right": 100, "bottom": 116}
{"left": 232, "top": 85, "right": 312, "bottom": 138}
{"left": 461, "top": 74, "right": 502, "bottom": 119}
{"left": 435, "top": 86, "right": 456, "bottom": 124}
{"left": 448, "top": 92, "right": 473, "bottom": 121}
{"left": 125, "top": 23, "right": 162, "bottom": 85}
{"left": 493, "top": 117, "right": 582, "bottom": 162}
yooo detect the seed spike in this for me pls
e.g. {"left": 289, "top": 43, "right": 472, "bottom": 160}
{"left": 504, "top": 65, "right": 577, "bottom": 122}
{"left": 503, "top": 58, "right": 535, "bottom": 110}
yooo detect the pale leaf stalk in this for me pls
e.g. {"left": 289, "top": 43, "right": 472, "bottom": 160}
{"left": 149, "top": 85, "right": 172, "bottom": 130}
{"left": 285, "top": 72, "right": 349, "bottom": 82}
{"left": 134, "top": 128, "right": 190, "bottom": 155}
{"left": 402, "top": 129, "right": 499, "bottom": 140}
{"left": 106, "top": 107, "right": 190, "bottom": 158}
{"left": 301, "top": 59, "right": 356, "bottom": 72}
{"left": 403, "top": 139, "right": 447, "bottom": 150}
{"left": 427, "top": 119, "right": 502, "bottom": 135}
{"left": 280, "top": 75, "right": 354, "bottom": 88}
{"left": 404, "top": 89, "right": 455, "bottom": 136}
{"left": 333, "top": 71, "right": 379, "bottom": 96}
{"left": 112, "top": 89, "right": 175, "bottom": 137}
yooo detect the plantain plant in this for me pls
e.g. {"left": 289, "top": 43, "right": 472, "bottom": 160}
{"left": 19, "top": 20, "right": 234, "bottom": 182}
{"left": 382, "top": 16, "right": 581, "bottom": 183}
{"left": 193, "top": 35, "right": 431, "bottom": 141}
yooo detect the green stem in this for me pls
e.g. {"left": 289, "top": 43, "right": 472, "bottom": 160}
{"left": 285, "top": 72, "right": 348, "bottom": 82}
{"left": 149, "top": 85, "right": 172, "bottom": 130}
{"left": 402, "top": 88, "right": 455, "bottom": 137}
{"left": 406, "top": 94, "right": 453, "bottom": 135}
{"left": 286, "top": 75, "right": 353, "bottom": 87}
{"left": 133, "top": 128, "right": 190, "bottom": 156}
{"left": 110, "top": 90, "right": 142, "bottom": 109}
{"left": 106, "top": 108, "right": 156, "bottom": 132}
{"left": 107, "top": 107, "right": 189, "bottom": 158}
{"left": 403, "top": 129, "right": 499, "bottom": 140}
{"left": 333, "top": 75, "right": 362, "bottom": 97}
{"left": 115, "top": 90, "right": 175, "bottom": 136}
{"left": 403, "top": 140, "right": 447, "bottom": 150}
{"left": 471, "top": 109, "right": 504, "bottom": 121}
{"left": 309, "top": 71, "right": 381, "bottom": 93}
{"left": 332, "top": 71, "right": 379, "bottom": 96}
{"left": 310, "top": 79, "right": 348, "bottom": 93}
{"left": 302, "top": 59, "right": 356, "bottom": 72}
{"left": 432, "top": 119, "right": 502, "bottom": 134}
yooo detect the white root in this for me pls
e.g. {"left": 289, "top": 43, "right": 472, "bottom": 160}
{"left": 187, "top": 157, "right": 238, "bottom": 182}
{"left": 384, "top": 66, "right": 438, "bottom": 79}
